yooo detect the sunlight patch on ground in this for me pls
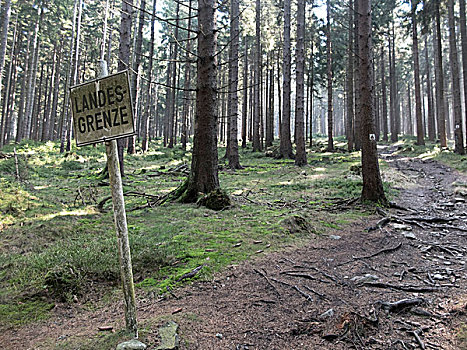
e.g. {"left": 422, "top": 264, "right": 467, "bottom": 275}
{"left": 40, "top": 208, "right": 98, "bottom": 221}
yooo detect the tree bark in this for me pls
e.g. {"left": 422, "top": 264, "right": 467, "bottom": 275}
{"left": 128, "top": 0, "right": 146, "bottom": 154}
{"left": 346, "top": 0, "right": 354, "bottom": 151}
{"left": 411, "top": 0, "right": 425, "bottom": 145}
{"left": 295, "top": 0, "right": 307, "bottom": 165}
{"left": 181, "top": 0, "right": 220, "bottom": 201}
{"left": 228, "top": 0, "right": 241, "bottom": 168}
{"left": 353, "top": 0, "right": 361, "bottom": 150}
{"left": 381, "top": 46, "right": 388, "bottom": 141}
{"left": 252, "top": 0, "right": 262, "bottom": 152}
{"left": 280, "top": 0, "right": 294, "bottom": 158}
{"left": 448, "top": 0, "right": 465, "bottom": 154}
{"left": 241, "top": 37, "right": 248, "bottom": 148}
{"left": 0, "top": 0, "right": 12, "bottom": 116}
{"left": 326, "top": 0, "right": 334, "bottom": 151}
{"left": 459, "top": 0, "right": 467, "bottom": 149}
{"left": 425, "top": 36, "right": 436, "bottom": 141}
{"left": 358, "top": 0, "right": 387, "bottom": 204}
{"left": 181, "top": 0, "right": 193, "bottom": 150}
{"left": 434, "top": 0, "right": 447, "bottom": 147}
{"left": 117, "top": 0, "right": 133, "bottom": 174}
{"left": 142, "top": 0, "right": 156, "bottom": 152}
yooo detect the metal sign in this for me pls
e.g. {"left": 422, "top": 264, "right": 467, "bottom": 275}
{"left": 70, "top": 70, "right": 135, "bottom": 146}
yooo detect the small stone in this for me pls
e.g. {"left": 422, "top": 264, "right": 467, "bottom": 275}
{"left": 393, "top": 223, "right": 412, "bottom": 231}
{"left": 216, "top": 333, "right": 223, "bottom": 339}
{"left": 351, "top": 274, "right": 379, "bottom": 284}
{"left": 329, "top": 235, "right": 341, "bottom": 240}
{"left": 319, "top": 308, "right": 334, "bottom": 319}
{"left": 116, "top": 339, "right": 147, "bottom": 350}
{"left": 454, "top": 197, "right": 466, "bottom": 203}
{"left": 402, "top": 232, "right": 416, "bottom": 239}
{"left": 433, "top": 274, "right": 444, "bottom": 280}
{"left": 156, "top": 321, "right": 179, "bottom": 350}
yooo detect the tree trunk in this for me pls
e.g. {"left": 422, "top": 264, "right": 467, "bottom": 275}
{"left": 295, "top": 0, "right": 307, "bottom": 165}
{"left": 346, "top": 0, "right": 354, "bottom": 151}
{"left": 128, "top": 0, "right": 145, "bottom": 154}
{"left": 59, "top": 0, "right": 78, "bottom": 152}
{"left": 381, "top": 46, "right": 388, "bottom": 142}
{"left": 181, "top": 0, "right": 193, "bottom": 150}
{"left": 252, "top": 0, "right": 261, "bottom": 152}
{"left": 389, "top": 31, "right": 397, "bottom": 143}
{"left": 241, "top": 37, "right": 248, "bottom": 148}
{"left": 353, "top": 0, "right": 361, "bottom": 150}
{"left": 460, "top": 0, "right": 467, "bottom": 148}
{"left": 326, "top": 0, "right": 334, "bottom": 151}
{"left": 142, "top": 0, "right": 156, "bottom": 152}
{"left": 168, "top": 2, "right": 180, "bottom": 149}
{"left": 280, "top": 0, "right": 294, "bottom": 158}
{"left": 228, "top": 0, "right": 241, "bottom": 168}
{"left": 448, "top": 0, "right": 465, "bottom": 154}
{"left": 24, "top": 7, "right": 44, "bottom": 140}
{"left": 407, "top": 83, "right": 413, "bottom": 135}
{"left": 425, "top": 36, "right": 436, "bottom": 141}
{"left": 411, "top": 0, "right": 425, "bottom": 145}
{"left": 182, "top": 0, "right": 219, "bottom": 201}
{"left": 0, "top": 0, "right": 12, "bottom": 118}
{"left": 434, "top": 0, "right": 447, "bottom": 147}
{"left": 358, "top": 0, "right": 387, "bottom": 204}
{"left": 16, "top": 32, "right": 31, "bottom": 143}
{"left": 117, "top": 0, "right": 133, "bottom": 175}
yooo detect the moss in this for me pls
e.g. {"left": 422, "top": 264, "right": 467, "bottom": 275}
{"left": 197, "top": 189, "right": 231, "bottom": 210}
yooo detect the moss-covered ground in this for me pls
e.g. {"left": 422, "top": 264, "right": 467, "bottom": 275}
{"left": 0, "top": 136, "right": 463, "bottom": 330}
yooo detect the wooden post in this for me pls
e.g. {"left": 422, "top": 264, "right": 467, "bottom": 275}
{"left": 100, "top": 60, "right": 138, "bottom": 337}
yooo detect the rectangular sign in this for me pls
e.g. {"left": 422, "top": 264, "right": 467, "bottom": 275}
{"left": 70, "top": 70, "right": 135, "bottom": 146}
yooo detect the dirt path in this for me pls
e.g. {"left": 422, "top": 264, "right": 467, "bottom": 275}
{"left": 2, "top": 150, "right": 466, "bottom": 349}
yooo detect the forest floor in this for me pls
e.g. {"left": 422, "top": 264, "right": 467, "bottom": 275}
{"left": 0, "top": 140, "right": 466, "bottom": 349}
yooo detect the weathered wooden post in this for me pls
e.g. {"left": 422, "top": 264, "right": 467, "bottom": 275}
{"left": 70, "top": 60, "right": 138, "bottom": 337}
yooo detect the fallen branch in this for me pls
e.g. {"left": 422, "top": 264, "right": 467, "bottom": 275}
{"left": 377, "top": 297, "right": 425, "bottom": 313}
{"left": 176, "top": 265, "right": 203, "bottom": 282}
{"left": 282, "top": 272, "right": 317, "bottom": 281}
{"left": 254, "top": 269, "right": 281, "bottom": 297}
{"left": 270, "top": 277, "right": 313, "bottom": 301}
{"left": 410, "top": 329, "right": 426, "bottom": 350}
{"left": 362, "top": 282, "right": 438, "bottom": 293}
{"left": 338, "top": 242, "right": 402, "bottom": 266}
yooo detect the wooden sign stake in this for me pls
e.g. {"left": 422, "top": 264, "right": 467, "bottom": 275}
{"left": 100, "top": 60, "right": 138, "bottom": 337}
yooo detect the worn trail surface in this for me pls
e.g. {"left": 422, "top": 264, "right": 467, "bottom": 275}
{"left": 2, "top": 149, "right": 467, "bottom": 349}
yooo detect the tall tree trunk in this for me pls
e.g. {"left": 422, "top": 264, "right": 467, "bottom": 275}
{"left": 117, "top": 0, "right": 133, "bottom": 175}
{"left": 41, "top": 45, "right": 55, "bottom": 142}
{"left": 0, "top": 12, "right": 15, "bottom": 146}
{"left": 407, "top": 83, "right": 413, "bottom": 135}
{"left": 128, "top": 0, "right": 145, "bottom": 154}
{"left": 353, "top": 0, "right": 361, "bottom": 150}
{"left": 434, "top": 0, "right": 447, "bottom": 147}
{"left": 181, "top": 0, "right": 193, "bottom": 150}
{"left": 309, "top": 40, "right": 314, "bottom": 147}
{"left": 346, "top": 0, "right": 354, "bottom": 151}
{"left": 459, "top": 0, "right": 467, "bottom": 149}
{"left": 389, "top": 30, "right": 397, "bottom": 142}
{"left": 16, "top": 33, "right": 31, "bottom": 143}
{"left": 59, "top": 0, "right": 79, "bottom": 152}
{"left": 181, "top": 0, "right": 220, "bottom": 201}
{"left": 295, "top": 0, "right": 307, "bottom": 165}
{"left": 358, "top": 0, "right": 386, "bottom": 204}
{"left": 448, "top": 0, "right": 465, "bottom": 154}
{"left": 276, "top": 48, "right": 282, "bottom": 140}
{"left": 411, "top": 0, "right": 425, "bottom": 145}
{"left": 326, "top": 0, "right": 334, "bottom": 151}
{"left": 252, "top": 0, "right": 261, "bottom": 152}
{"left": 0, "top": 0, "right": 12, "bottom": 117}
{"left": 228, "top": 0, "right": 241, "bottom": 168}
{"left": 267, "top": 63, "right": 275, "bottom": 146}
{"left": 280, "top": 0, "right": 293, "bottom": 158}
{"left": 142, "top": 0, "right": 156, "bottom": 152}
{"left": 381, "top": 46, "right": 388, "bottom": 142}
{"left": 24, "top": 7, "right": 44, "bottom": 140}
{"left": 168, "top": 2, "right": 180, "bottom": 149}
{"left": 425, "top": 36, "right": 436, "bottom": 141}
{"left": 241, "top": 37, "right": 248, "bottom": 148}
{"left": 66, "top": 0, "right": 83, "bottom": 151}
